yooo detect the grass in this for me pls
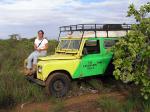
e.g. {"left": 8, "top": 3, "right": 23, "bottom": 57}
{"left": 96, "top": 96, "right": 122, "bottom": 112}
{"left": 0, "top": 38, "right": 58, "bottom": 108}
{"left": 33, "top": 110, "right": 44, "bottom": 112}
{"left": 122, "top": 92, "right": 142, "bottom": 112}
{"left": 88, "top": 79, "right": 103, "bottom": 91}
{"left": 50, "top": 101, "right": 65, "bottom": 112}
{"left": 143, "top": 103, "right": 150, "bottom": 112}
{"left": 96, "top": 89, "right": 150, "bottom": 112}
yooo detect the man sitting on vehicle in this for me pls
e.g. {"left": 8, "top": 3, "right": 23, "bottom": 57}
{"left": 26, "top": 30, "right": 48, "bottom": 75}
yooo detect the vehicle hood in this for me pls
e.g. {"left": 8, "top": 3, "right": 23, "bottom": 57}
{"left": 38, "top": 54, "right": 77, "bottom": 61}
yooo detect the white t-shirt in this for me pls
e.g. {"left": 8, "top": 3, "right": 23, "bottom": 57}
{"left": 34, "top": 38, "right": 48, "bottom": 50}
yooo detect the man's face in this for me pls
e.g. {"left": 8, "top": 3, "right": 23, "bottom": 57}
{"left": 38, "top": 32, "right": 44, "bottom": 39}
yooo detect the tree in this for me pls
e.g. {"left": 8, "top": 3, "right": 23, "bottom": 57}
{"left": 9, "top": 34, "right": 21, "bottom": 40}
{"left": 113, "top": 2, "right": 150, "bottom": 99}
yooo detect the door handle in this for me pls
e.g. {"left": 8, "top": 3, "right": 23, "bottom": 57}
{"left": 97, "top": 61, "right": 102, "bottom": 64}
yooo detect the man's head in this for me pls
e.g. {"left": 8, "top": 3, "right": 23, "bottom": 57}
{"left": 38, "top": 30, "right": 44, "bottom": 39}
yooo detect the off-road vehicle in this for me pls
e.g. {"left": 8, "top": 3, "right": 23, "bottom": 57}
{"left": 25, "top": 24, "right": 131, "bottom": 97}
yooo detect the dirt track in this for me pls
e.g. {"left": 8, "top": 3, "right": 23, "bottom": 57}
{"left": 13, "top": 91, "right": 127, "bottom": 112}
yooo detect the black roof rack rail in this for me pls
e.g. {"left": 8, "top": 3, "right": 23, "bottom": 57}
{"left": 58, "top": 24, "right": 132, "bottom": 40}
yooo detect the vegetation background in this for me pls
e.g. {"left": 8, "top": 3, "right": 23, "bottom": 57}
{"left": 0, "top": 38, "right": 58, "bottom": 108}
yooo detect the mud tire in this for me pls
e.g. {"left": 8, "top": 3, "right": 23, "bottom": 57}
{"left": 45, "top": 72, "right": 71, "bottom": 97}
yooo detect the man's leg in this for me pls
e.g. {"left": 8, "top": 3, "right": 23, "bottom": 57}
{"left": 32, "top": 51, "right": 47, "bottom": 73}
{"left": 32, "top": 51, "right": 40, "bottom": 73}
{"left": 26, "top": 51, "right": 36, "bottom": 75}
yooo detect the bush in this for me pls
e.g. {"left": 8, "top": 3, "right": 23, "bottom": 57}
{"left": 113, "top": 2, "right": 150, "bottom": 99}
{"left": 0, "top": 38, "right": 58, "bottom": 108}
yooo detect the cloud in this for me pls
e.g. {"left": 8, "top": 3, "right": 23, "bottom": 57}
{"left": 0, "top": 0, "right": 149, "bottom": 39}
{"left": 0, "top": 0, "right": 71, "bottom": 25}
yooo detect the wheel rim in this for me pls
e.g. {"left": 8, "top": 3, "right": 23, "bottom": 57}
{"left": 53, "top": 80, "right": 64, "bottom": 91}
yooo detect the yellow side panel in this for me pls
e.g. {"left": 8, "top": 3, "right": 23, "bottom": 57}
{"left": 37, "top": 59, "right": 80, "bottom": 81}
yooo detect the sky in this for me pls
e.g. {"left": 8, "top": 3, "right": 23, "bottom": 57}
{"left": 0, "top": 0, "right": 149, "bottom": 39}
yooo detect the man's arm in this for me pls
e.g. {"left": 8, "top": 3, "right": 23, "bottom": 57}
{"left": 37, "top": 43, "right": 48, "bottom": 51}
{"left": 34, "top": 44, "right": 38, "bottom": 50}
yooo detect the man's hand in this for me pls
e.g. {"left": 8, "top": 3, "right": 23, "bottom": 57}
{"left": 34, "top": 43, "right": 48, "bottom": 52}
{"left": 37, "top": 48, "right": 42, "bottom": 52}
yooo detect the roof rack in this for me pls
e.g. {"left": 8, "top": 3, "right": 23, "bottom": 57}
{"left": 58, "top": 24, "right": 132, "bottom": 39}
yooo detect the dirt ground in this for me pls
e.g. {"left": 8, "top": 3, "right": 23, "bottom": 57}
{"left": 0, "top": 76, "right": 130, "bottom": 112}
{"left": 8, "top": 91, "right": 127, "bottom": 112}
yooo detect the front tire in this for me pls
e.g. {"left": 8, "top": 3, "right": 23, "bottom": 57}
{"left": 45, "top": 72, "right": 71, "bottom": 97}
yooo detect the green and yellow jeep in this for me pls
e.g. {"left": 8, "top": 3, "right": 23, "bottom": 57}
{"left": 26, "top": 24, "right": 131, "bottom": 97}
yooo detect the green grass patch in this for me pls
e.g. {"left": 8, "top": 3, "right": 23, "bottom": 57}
{"left": 0, "top": 38, "right": 58, "bottom": 108}
{"left": 88, "top": 79, "right": 103, "bottom": 91}
{"left": 96, "top": 96, "right": 122, "bottom": 112}
{"left": 50, "top": 101, "right": 65, "bottom": 112}
{"left": 96, "top": 91, "right": 150, "bottom": 112}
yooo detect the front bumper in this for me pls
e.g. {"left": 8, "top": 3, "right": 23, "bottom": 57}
{"left": 26, "top": 75, "right": 46, "bottom": 86}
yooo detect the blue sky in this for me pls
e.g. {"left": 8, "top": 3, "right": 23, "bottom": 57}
{"left": 0, "top": 0, "right": 149, "bottom": 39}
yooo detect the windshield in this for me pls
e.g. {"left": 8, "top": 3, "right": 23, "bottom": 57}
{"left": 58, "top": 40, "right": 81, "bottom": 50}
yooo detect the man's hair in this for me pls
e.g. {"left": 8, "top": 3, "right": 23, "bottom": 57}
{"left": 38, "top": 30, "right": 44, "bottom": 34}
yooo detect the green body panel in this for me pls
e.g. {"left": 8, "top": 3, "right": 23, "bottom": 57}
{"left": 73, "top": 54, "right": 113, "bottom": 78}
{"left": 72, "top": 38, "right": 113, "bottom": 78}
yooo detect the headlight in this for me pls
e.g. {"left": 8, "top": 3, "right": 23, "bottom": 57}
{"left": 38, "top": 66, "right": 42, "bottom": 73}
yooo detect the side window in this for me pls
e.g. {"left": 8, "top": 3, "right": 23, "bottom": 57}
{"left": 104, "top": 40, "right": 118, "bottom": 49}
{"left": 83, "top": 40, "right": 100, "bottom": 55}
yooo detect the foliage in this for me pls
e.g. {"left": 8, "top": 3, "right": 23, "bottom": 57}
{"left": 0, "top": 38, "right": 58, "bottom": 108}
{"left": 113, "top": 2, "right": 150, "bottom": 99}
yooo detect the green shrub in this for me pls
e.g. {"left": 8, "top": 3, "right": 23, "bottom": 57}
{"left": 113, "top": 2, "right": 150, "bottom": 99}
{"left": 0, "top": 38, "right": 58, "bottom": 108}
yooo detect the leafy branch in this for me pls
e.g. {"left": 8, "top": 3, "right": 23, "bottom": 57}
{"left": 113, "top": 2, "right": 150, "bottom": 99}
